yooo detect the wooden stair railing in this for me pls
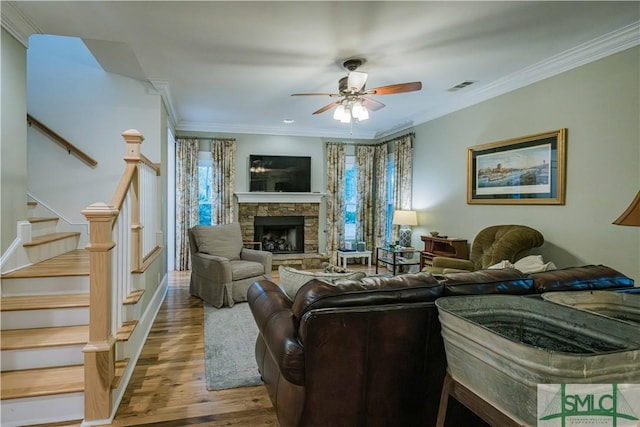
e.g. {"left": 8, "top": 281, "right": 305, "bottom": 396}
{"left": 27, "top": 114, "right": 98, "bottom": 167}
{"left": 82, "top": 129, "right": 162, "bottom": 423}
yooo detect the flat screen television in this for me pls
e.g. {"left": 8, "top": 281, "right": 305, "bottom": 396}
{"left": 249, "top": 155, "right": 311, "bottom": 192}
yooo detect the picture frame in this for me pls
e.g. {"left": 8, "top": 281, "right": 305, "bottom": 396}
{"left": 467, "top": 129, "right": 566, "bottom": 205}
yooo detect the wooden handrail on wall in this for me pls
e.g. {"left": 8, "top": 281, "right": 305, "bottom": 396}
{"left": 27, "top": 114, "right": 98, "bottom": 167}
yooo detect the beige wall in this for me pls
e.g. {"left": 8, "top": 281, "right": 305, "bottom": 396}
{"left": 1, "top": 29, "right": 27, "bottom": 254}
{"left": 411, "top": 46, "right": 639, "bottom": 282}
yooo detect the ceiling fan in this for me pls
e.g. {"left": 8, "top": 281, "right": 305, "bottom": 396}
{"left": 291, "top": 58, "right": 422, "bottom": 123}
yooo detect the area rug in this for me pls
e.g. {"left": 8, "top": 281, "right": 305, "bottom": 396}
{"left": 203, "top": 301, "right": 263, "bottom": 390}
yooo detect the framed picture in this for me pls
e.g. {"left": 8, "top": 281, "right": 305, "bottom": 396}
{"left": 467, "top": 129, "right": 566, "bottom": 204}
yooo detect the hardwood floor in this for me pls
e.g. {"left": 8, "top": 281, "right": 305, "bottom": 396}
{"left": 40, "top": 263, "right": 380, "bottom": 427}
{"left": 42, "top": 270, "right": 278, "bottom": 427}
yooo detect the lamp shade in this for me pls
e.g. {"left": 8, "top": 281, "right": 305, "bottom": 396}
{"left": 613, "top": 191, "right": 640, "bottom": 226}
{"left": 392, "top": 210, "right": 418, "bottom": 226}
{"left": 347, "top": 71, "right": 368, "bottom": 92}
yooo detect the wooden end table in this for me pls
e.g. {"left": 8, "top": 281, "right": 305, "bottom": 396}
{"left": 336, "top": 250, "right": 372, "bottom": 269}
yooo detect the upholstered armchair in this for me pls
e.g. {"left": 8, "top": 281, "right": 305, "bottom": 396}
{"left": 423, "top": 225, "right": 544, "bottom": 274}
{"left": 188, "top": 222, "right": 272, "bottom": 308}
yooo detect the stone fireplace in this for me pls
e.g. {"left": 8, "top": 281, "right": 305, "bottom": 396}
{"left": 236, "top": 193, "right": 323, "bottom": 254}
{"left": 236, "top": 192, "right": 329, "bottom": 270}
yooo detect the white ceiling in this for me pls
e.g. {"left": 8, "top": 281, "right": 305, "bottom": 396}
{"left": 4, "top": 1, "right": 639, "bottom": 139}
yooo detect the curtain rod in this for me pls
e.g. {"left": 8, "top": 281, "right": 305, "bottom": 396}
{"left": 175, "top": 136, "right": 236, "bottom": 141}
{"left": 380, "top": 131, "right": 415, "bottom": 145}
{"left": 325, "top": 141, "right": 387, "bottom": 147}
{"left": 327, "top": 131, "right": 415, "bottom": 147}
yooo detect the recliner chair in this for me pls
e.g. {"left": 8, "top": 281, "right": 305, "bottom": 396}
{"left": 188, "top": 222, "right": 272, "bottom": 308}
{"left": 423, "top": 224, "right": 544, "bottom": 274}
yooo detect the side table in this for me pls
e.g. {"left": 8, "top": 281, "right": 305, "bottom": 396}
{"left": 336, "top": 250, "right": 372, "bottom": 269}
{"left": 420, "top": 235, "right": 468, "bottom": 269}
{"left": 375, "top": 246, "right": 419, "bottom": 275}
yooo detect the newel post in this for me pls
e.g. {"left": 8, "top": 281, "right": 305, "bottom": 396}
{"left": 81, "top": 202, "right": 119, "bottom": 422}
{"left": 122, "top": 129, "right": 144, "bottom": 270}
{"left": 122, "top": 128, "right": 144, "bottom": 162}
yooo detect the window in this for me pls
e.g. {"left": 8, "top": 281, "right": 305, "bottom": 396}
{"left": 344, "top": 153, "right": 394, "bottom": 245}
{"left": 344, "top": 155, "right": 357, "bottom": 242}
{"left": 386, "top": 154, "right": 395, "bottom": 244}
{"left": 198, "top": 155, "right": 214, "bottom": 225}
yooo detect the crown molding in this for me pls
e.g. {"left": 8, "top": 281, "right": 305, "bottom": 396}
{"left": 149, "top": 79, "right": 178, "bottom": 130}
{"left": 176, "top": 120, "right": 378, "bottom": 139}
{"left": 0, "top": 1, "right": 41, "bottom": 47}
{"left": 409, "top": 21, "right": 640, "bottom": 127}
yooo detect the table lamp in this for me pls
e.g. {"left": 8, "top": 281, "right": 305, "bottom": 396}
{"left": 392, "top": 210, "right": 418, "bottom": 247}
{"left": 613, "top": 190, "right": 640, "bottom": 226}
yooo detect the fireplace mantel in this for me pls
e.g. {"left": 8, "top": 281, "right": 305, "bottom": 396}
{"left": 235, "top": 192, "right": 325, "bottom": 204}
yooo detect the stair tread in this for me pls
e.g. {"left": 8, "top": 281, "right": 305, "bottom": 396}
{"left": 116, "top": 321, "right": 138, "bottom": 342}
{"left": 23, "top": 231, "right": 80, "bottom": 247}
{"left": 2, "top": 249, "right": 89, "bottom": 278}
{"left": 28, "top": 216, "right": 59, "bottom": 224}
{"left": 1, "top": 293, "right": 89, "bottom": 311}
{"left": 1, "top": 365, "right": 84, "bottom": 400}
{"left": 1, "top": 325, "right": 88, "bottom": 350}
{"left": 123, "top": 289, "right": 145, "bottom": 305}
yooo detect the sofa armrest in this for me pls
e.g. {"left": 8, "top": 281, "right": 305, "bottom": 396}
{"left": 431, "top": 257, "right": 474, "bottom": 271}
{"left": 247, "top": 280, "right": 305, "bottom": 385}
{"left": 191, "top": 252, "right": 232, "bottom": 283}
{"left": 241, "top": 248, "right": 273, "bottom": 272}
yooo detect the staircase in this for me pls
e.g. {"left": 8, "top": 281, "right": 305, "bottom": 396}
{"left": 0, "top": 207, "right": 141, "bottom": 426}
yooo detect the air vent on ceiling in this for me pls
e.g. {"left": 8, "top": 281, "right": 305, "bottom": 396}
{"left": 448, "top": 80, "right": 476, "bottom": 92}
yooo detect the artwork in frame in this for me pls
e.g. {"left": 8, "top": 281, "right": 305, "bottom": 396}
{"left": 467, "top": 129, "right": 567, "bottom": 205}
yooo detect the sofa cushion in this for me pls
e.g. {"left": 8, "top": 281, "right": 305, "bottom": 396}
{"left": 291, "top": 272, "right": 443, "bottom": 321}
{"left": 278, "top": 265, "right": 366, "bottom": 299}
{"left": 193, "top": 223, "right": 242, "bottom": 260}
{"left": 531, "top": 265, "right": 635, "bottom": 293}
{"left": 439, "top": 268, "right": 534, "bottom": 296}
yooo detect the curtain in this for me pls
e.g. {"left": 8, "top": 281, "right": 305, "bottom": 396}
{"left": 391, "top": 133, "right": 414, "bottom": 242}
{"left": 175, "top": 138, "right": 199, "bottom": 270}
{"left": 211, "top": 138, "right": 236, "bottom": 225}
{"left": 373, "top": 144, "right": 389, "bottom": 249}
{"left": 356, "top": 145, "right": 375, "bottom": 252}
{"left": 326, "top": 142, "right": 346, "bottom": 260}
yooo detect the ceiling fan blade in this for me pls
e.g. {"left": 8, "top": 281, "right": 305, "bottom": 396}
{"left": 365, "top": 81, "right": 422, "bottom": 96}
{"left": 291, "top": 92, "right": 340, "bottom": 97}
{"left": 312, "top": 102, "right": 339, "bottom": 115}
{"left": 361, "top": 97, "right": 385, "bottom": 111}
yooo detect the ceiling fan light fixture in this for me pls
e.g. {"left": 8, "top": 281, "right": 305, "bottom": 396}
{"left": 347, "top": 71, "right": 368, "bottom": 92}
{"left": 340, "top": 106, "right": 352, "bottom": 123}
{"left": 352, "top": 101, "right": 369, "bottom": 121}
{"left": 333, "top": 104, "right": 346, "bottom": 121}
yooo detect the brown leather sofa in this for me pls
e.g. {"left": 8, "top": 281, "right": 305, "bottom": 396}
{"left": 247, "top": 265, "right": 634, "bottom": 427}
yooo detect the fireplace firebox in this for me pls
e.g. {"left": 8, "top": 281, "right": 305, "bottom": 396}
{"left": 254, "top": 216, "right": 304, "bottom": 254}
